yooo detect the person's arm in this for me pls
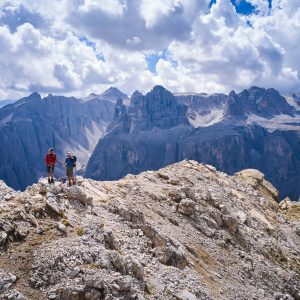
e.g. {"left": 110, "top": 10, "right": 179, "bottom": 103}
{"left": 45, "top": 155, "right": 49, "bottom": 165}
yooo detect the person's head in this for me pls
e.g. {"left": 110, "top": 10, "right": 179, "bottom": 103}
{"left": 49, "top": 148, "right": 54, "bottom": 153}
{"left": 66, "top": 151, "right": 71, "bottom": 158}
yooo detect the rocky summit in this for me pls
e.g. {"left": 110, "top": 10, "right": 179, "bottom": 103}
{"left": 1, "top": 161, "right": 300, "bottom": 300}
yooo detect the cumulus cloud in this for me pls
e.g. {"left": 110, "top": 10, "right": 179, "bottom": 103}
{"left": 0, "top": 22, "right": 115, "bottom": 99}
{"left": 153, "top": 0, "right": 300, "bottom": 94}
{"left": 0, "top": 0, "right": 300, "bottom": 100}
{"left": 66, "top": 0, "right": 210, "bottom": 50}
{"left": 79, "top": 0, "right": 127, "bottom": 17}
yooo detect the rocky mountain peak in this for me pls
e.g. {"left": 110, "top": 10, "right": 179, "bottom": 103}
{"left": 1, "top": 161, "right": 300, "bottom": 299}
{"left": 132, "top": 90, "right": 143, "bottom": 97}
{"left": 100, "top": 87, "right": 128, "bottom": 101}
{"left": 228, "top": 90, "right": 236, "bottom": 97}
{"left": 225, "top": 86, "right": 294, "bottom": 118}
{"left": 130, "top": 90, "right": 144, "bottom": 106}
{"left": 131, "top": 85, "right": 189, "bottom": 130}
{"left": 109, "top": 85, "right": 190, "bottom": 132}
{"left": 149, "top": 85, "right": 173, "bottom": 96}
{"left": 24, "top": 92, "right": 42, "bottom": 102}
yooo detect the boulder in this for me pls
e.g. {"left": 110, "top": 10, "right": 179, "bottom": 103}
{"left": 66, "top": 186, "right": 92, "bottom": 206}
{"left": 178, "top": 199, "right": 196, "bottom": 216}
{"left": 279, "top": 198, "right": 293, "bottom": 210}
{"left": 222, "top": 215, "right": 239, "bottom": 233}
{"left": 235, "top": 169, "right": 264, "bottom": 187}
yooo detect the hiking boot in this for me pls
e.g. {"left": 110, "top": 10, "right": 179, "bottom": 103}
{"left": 48, "top": 178, "right": 51, "bottom": 184}
{"left": 51, "top": 178, "right": 54, "bottom": 184}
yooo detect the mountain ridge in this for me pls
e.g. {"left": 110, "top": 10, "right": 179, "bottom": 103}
{"left": 1, "top": 85, "right": 300, "bottom": 200}
{"left": 86, "top": 85, "right": 300, "bottom": 200}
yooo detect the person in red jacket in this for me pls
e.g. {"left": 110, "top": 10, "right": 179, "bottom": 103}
{"left": 45, "top": 148, "right": 57, "bottom": 184}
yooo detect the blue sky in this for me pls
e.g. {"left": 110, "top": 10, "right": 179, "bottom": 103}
{"left": 0, "top": 0, "right": 299, "bottom": 100}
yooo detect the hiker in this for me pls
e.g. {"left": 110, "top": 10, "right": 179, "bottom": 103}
{"left": 45, "top": 148, "right": 57, "bottom": 184}
{"left": 64, "top": 152, "right": 77, "bottom": 186}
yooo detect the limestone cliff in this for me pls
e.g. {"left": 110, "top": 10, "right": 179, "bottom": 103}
{"left": 86, "top": 86, "right": 300, "bottom": 200}
{"left": 0, "top": 92, "right": 115, "bottom": 190}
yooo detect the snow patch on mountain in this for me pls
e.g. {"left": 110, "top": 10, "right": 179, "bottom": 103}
{"left": 188, "top": 108, "right": 224, "bottom": 128}
{"left": 286, "top": 95, "right": 300, "bottom": 111}
{"left": 246, "top": 113, "right": 300, "bottom": 132}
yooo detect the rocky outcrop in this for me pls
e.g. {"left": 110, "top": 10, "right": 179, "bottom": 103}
{"left": 86, "top": 86, "right": 191, "bottom": 181}
{"left": 128, "top": 85, "right": 189, "bottom": 131}
{"left": 1, "top": 161, "right": 300, "bottom": 299}
{"left": 225, "top": 86, "right": 295, "bottom": 118}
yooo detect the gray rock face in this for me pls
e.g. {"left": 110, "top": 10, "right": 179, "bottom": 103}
{"left": 180, "top": 123, "right": 300, "bottom": 199}
{"left": 83, "top": 87, "right": 128, "bottom": 103}
{"left": 0, "top": 92, "right": 116, "bottom": 190}
{"left": 86, "top": 85, "right": 191, "bottom": 181}
{"left": 225, "top": 86, "right": 295, "bottom": 118}
{"left": 99, "top": 87, "right": 128, "bottom": 102}
{"left": 128, "top": 86, "right": 189, "bottom": 131}
{"left": 175, "top": 92, "right": 227, "bottom": 126}
{"left": 87, "top": 86, "right": 300, "bottom": 200}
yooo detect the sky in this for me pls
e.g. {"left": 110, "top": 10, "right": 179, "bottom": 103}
{"left": 0, "top": 0, "right": 299, "bottom": 100}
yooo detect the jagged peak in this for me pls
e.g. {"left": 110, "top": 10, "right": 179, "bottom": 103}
{"left": 27, "top": 92, "right": 42, "bottom": 100}
{"left": 149, "top": 85, "right": 173, "bottom": 95}
{"left": 248, "top": 86, "right": 265, "bottom": 91}
{"left": 245, "top": 86, "right": 281, "bottom": 96}
{"left": 229, "top": 90, "right": 236, "bottom": 97}
{"left": 132, "top": 90, "right": 143, "bottom": 97}
{"left": 100, "top": 86, "right": 128, "bottom": 99}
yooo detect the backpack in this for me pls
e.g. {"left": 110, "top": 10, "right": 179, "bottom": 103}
{"left": 72, "top": 156, "right": 77, "bottom": 167}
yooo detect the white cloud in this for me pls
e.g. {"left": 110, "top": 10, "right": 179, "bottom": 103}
{"left": 126, "top": 36, "right": 141, "bottom": 46}
{"left": 151, "top": 0, "right": 300, "bottom": 94}
{"left": 0, "top": 22, "right": 116, "bottom": 99}
{"left": 0, "top": 0, "right": 300, "bottom": 100}
{"left": 140, "top": 0, "right": 182, "bottom": 28}
{"left": 79, "top": 0, "right": 127, "bottom": 17}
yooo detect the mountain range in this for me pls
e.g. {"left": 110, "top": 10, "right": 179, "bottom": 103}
{"left": 0, "top": 85, "right": 299, "bottom": 199}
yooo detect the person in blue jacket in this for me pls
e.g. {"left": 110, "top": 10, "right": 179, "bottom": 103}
{"left": 64, "top": 152, "right": 77, "bottom": 187}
